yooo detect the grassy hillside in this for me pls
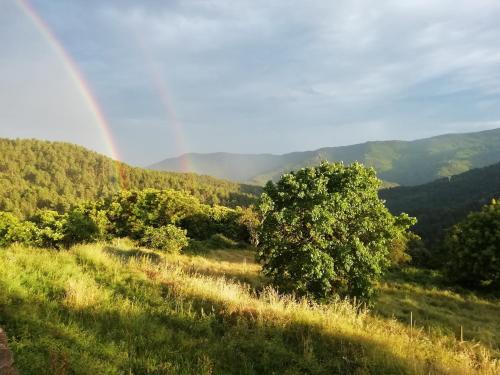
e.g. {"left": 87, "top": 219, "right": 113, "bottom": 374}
{"left": 0, "top": 241, "right": 498, "bottom": 374}
{"left": 380, "top": 161, "right": 500, "bottom": 248}
{"left": 151, "top": 128, "right": 500, "bottom": 186}
{"left": 0, "top": 138, "right": 261, "bottom": 217}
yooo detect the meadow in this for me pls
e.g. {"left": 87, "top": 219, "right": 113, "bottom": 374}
{"left": 0, "top": 240, "right": 498, "bottom": 374}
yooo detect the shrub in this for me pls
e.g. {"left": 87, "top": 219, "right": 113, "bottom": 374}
{"left": 29, "top": 210, "right": 66, "bottom": 248}
{"left": 139, "top": 225, "right": 189, "bottom": 253}
{"left": 0, "top": 212, "right": 35, "bottom": 247}
{"left": 443, "top": 199, "right": 500, "bottom": 290}
{"left": 0, "top": 212, "right": 20, "bottom": 247}
{"left": 258, "top": 162, "right": 415, "bottom": 302}
{"left": 62, "top": 208, "right": 100, "bottom": 246}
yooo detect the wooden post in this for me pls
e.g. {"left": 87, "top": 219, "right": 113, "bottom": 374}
{"left": 410, "top": 312, "right": 413, "bottom": 340}
{"left": 460, "top": 325, "right": 463, "bottom": 343}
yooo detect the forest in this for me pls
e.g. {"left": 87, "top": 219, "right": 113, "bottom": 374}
{"left": 380, "top": 161, "right": 500, "bottom": 266}
{"left": 0, "top": 138, "right": 260, "bottom": 217}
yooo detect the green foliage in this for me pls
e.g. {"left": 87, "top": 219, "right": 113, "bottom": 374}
{"left": 139, "top": 224, "right": 189, "bottom": 253}
{"left": 405, "top": 233, "right": 431, "bottom": 267}
{"left": 0, "top": 212, "right": 34, "bottom": 247}
{"left": 103, "top": 189, "right": 249, "bottom": 243}
{"left": 0, "top": 212, "right": 19, "bottom": 247}
{"left": 443, "top": 199, "right": 500, "bottom": 290}
{"left": 0, "top": 188, "right": 251, "bottom": 251}
{"left": 29, "top": 210, "right": 66, "bottom": 248}
{"left": 235, "top": 206, "right": 261, "bottom": 246}
{"left": 258, "top": 161, "right": 415, "bottom": 301}
{"left": 104, "top": 189, "right": 202, "bottom": 239}
{"left": 62, "top": 208, "right": 103, "bottom": 246}
{"left": 0, "top": 138, "right": 260, "bottom": 218}
{"left": 381, "top": 161, "right": 500, "bottom": 266}
{"left": 387, "top": 232, "right": 423, "bottom": 267}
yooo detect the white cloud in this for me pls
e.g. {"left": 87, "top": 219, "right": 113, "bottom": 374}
{"left": 2, "top": 0, "right": 500, "bottom": 162}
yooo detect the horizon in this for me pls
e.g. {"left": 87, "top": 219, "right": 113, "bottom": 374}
{"left": 2, "top": 125, "right": 500, "bottom": 166}
{"left": 2, "top": 1, "right": 500, "bottom": 166}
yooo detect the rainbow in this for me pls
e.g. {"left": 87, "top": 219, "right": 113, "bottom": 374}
{"left": 137, "top": 40, "right": 192, "bottom": 173}
{"left": 14, "top": 0, "right": 126, "bottom": 186}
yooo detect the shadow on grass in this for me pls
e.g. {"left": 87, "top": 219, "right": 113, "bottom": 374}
{"left": 0, "top": 264, "right": 460, "bottom": 375}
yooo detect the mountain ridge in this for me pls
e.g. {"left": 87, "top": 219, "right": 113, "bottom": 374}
{"left": 150, "top": 127, "right": 500, "bottom": 186}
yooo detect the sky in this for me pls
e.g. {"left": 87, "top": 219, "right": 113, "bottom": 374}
{"left": 1, "top": 0, "right": 500, "bottom": 166}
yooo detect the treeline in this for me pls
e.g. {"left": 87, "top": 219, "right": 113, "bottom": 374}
{"left": 0, "top": 188, "right": 259, "bottom": 252}
{"left": 0, "top": 138, "right": 261, "bottom": 217}
{"left": 380, "top": 161, "right": 500, "bottom": 267}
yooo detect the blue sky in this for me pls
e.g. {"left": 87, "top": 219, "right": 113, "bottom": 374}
{"left": 1, "top": 0, "right": 500, "bottom": 165}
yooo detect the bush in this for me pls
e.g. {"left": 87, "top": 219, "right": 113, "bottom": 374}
{"left": 258, "top": 162, "right": 415, "bottom": 302}
{"left": 104, "top": 189, "right": 248, "bottom": 243}
{"left": 0, "top": 212, "right": 35, "bottom": 247}
{"left": 29, "top": 210, "right": 66, "bottom": 248}
{"left": 0, "top": 212, "right": 20, "bottom": 247}
{"left": 62, "top": 208, "right": 100, "bottom": 246}
{"left": 139, "top": 224, "right": 189, "bottom": 253}
{"left": 443, "top": 199, "right": 500, "bottom": 290}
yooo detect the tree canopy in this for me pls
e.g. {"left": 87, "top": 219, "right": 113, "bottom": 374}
{"left": 443, "top": 199, "right": 500, "bottom": 290}
{"left": 258, "top": 162, "right": 415, "bottom": 301}
{"left": 0, "top": 138, "right": 260, "bottom": 217}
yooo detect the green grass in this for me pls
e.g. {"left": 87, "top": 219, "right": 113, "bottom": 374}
{"left": 0, "top": 241, "right": 498, "bottom": 374}
{"left": 375, "top": 268, "right": 500, "bottom": 355}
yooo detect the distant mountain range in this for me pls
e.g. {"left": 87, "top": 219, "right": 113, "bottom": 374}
{"left": 150, "top": 128, "right": 500, "bottom": 186}
{"left": 2, "top": 136, "right": 500, "bottom": 253}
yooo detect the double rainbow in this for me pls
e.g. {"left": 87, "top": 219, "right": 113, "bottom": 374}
{"left": 14, "top": 0, "right": 194, "bottom": 186}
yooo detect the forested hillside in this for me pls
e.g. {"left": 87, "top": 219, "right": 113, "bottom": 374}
{"left": 381, "top": 161, "right": 500, "bottom": 250}
{"left": 151, "top": 128, "right": 500, "bottom": 186}
{"left": 0, "top": 138, "right": 260, "bottom": 217}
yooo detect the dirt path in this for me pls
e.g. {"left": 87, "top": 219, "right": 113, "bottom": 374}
{"left": 0, "top": 327, "right": 17, "bottom": 375}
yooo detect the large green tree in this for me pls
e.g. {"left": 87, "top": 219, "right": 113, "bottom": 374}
{"left": 258, "top": 162, "right": 415, "bottom": 301}
{"left": 443, "top": 199, "right": 500, "bottom": 290}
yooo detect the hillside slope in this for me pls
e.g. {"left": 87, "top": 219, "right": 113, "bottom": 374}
{"left": 381, "top": 161, "right": 500, "bottom": 247}
{"left": 0, "top": 138, "right": 260, "bottom": 217}
{"left": 0, "top": 241, "right": 497, "bottom": 374}
{"left": 151, "top": 128, "right": 500, "bottom": 186}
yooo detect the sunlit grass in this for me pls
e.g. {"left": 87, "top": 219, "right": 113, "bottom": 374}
{"left": 0, "top": 242, "right": 498, "bottom": 374}
{"left": 375, "top": 268, "right": 500, "bottom": 355}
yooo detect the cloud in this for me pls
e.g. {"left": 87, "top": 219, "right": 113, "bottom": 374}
{"left": 0, "top": 1, "right": 110, "bottom": 156}
{"left": 2, "top": 0, "right": 500, "bottom": 163}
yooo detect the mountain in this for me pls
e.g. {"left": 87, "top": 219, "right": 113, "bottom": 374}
{"left": 0, "top": 138, "right": 261, "bottom": 217}
{"left": 150, "top": 128, "right": 500, "bottom": 186}
{"left": 380, "top": 161, "right": 500, "bottom": 249}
